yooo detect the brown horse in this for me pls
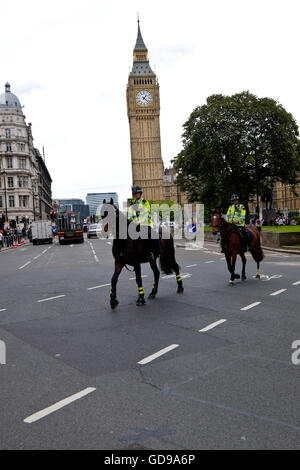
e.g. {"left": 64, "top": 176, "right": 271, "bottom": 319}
{"left": 211, "top": 209, "right": 264, "bottom": 284}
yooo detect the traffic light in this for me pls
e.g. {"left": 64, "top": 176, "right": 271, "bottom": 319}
{"left": 50, "top": 210, "right": 57, "bottom": 221}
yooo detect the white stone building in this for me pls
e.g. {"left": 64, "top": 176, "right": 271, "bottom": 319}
{"left": 0, "top": 82, "right": 52, "bottom": 227}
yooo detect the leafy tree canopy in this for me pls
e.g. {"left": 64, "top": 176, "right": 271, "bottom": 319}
{"left": 173, "top": 91, "right": 300, "bottom": 212}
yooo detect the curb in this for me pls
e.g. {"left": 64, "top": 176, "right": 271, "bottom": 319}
{"left": 261, "top": 245, "right": 300, "bottom": 255}
{"left": 0, "top": 240, "right": 30, "bottom": 254}
{"left": 175, "top": 239, "right": 300, "bottom": 255}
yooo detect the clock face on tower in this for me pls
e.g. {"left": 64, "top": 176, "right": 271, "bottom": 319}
{"left": 136, "top": 89, "right": 153, "bottom": 107}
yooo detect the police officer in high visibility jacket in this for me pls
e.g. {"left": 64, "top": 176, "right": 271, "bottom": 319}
{"left": 226, "top": 194, "right": 248, "bottom": 251}
{"left": 128, "top": 186, "right": 154, "bottom": 258}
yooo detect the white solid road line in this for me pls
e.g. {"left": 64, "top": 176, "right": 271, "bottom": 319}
{"left": 37, "top": 295, "right": 66, "bottom": 303}
{"left": 0, "top": 309, "right": 7, "bottom": 312}
{"left": 292, "top": 281, "right": 300, "bottom": 286}
{"left": 138, "top": 344, "right": 179, "bottom": 365}
{"left": 199, "top": 319, "right": 227, "bottom": 332}
{"left": 87, "top": 283, "right": 110, "bottom": 290}
{"left": 240, "top": 301, "right": 261, "bottom": 311}
{"left": 24, "top": 387, "right": 96, "bottom": 424}
{"left": 270, "top": 289, "right": 287, "bottom": 296}
{"left": 18, "top": 261, "right": 31, "bottom": 270}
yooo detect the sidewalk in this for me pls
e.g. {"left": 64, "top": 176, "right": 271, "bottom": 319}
{"left": 175, "top": 237, "right": 300, "bottom": 255}
{"left": 0, "top": 239, "right": 30, "bottom": 254}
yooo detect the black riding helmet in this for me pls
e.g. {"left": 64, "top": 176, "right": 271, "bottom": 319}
{"left": 132, "top": 185, "right": 143, "bottom": 194}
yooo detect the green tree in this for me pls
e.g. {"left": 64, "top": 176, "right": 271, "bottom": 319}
{"left": 173, "top": 91, "right": 300, "bottom": 215}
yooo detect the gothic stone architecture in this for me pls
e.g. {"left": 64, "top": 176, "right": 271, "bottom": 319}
{"left": 126, "top": 21, "right": 165, "bottom": 202}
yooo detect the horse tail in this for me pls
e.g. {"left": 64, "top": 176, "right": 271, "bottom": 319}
{"left": 249, "top": 229, "right": 264, "bottom": 263}
{"left": 159, "top": 237, "right": 179, "bottom": 275}
{"left": 250, "top": 245, "right": 264, "bottom": 263}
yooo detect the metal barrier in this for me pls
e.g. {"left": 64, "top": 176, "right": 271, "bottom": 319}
{"left": 1, "top": 234, "right": 26, "bottom": 249}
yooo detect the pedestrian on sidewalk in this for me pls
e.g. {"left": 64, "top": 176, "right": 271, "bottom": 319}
{"left": 0, "top": 230, "right": 3, "bottom": 251}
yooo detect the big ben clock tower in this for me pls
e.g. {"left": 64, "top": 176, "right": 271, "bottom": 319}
{"left": 127, "top": 20, "right": 164, "bottom": 201}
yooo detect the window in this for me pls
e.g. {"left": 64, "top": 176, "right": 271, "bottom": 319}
{"left": 17, "top": 129, "right": 22, "bottom": 137}
{"left": 19, "top": 195, "right": 29, "bottom": 207}
{"left": 18, "top": 176, "right": 28, "bottom": 188}
{"left": 6, "top": 144, "right": 12, "bottom": 152}
{"left": 8, "top": 177, "right": 14, "bottom": 188}
{"left": 0, "top": 158, "right": 2, "bottom": 169}
{"left": 16, "top": 143, "right": 25, "bottom": 152}
{"left": 0, "top": 196, "right": 2, "bottom": 207}
{"left": 9, "top": 195, "right": 15, "bottom": 208}
{"left": 19, "top": 158, "right": 26, "bottom": 169}
{"left": 7, "top": 157, "right": 13, "bottom": 168}
{"left": 5, "top": 129, "right": 11, "bottom": 138}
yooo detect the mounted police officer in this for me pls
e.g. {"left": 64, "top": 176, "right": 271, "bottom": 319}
{"left": 128, "top": 186, "right": 155, "bottom": 259}
{"left": 226, "top": 194, "right": 248, "bottom": 251}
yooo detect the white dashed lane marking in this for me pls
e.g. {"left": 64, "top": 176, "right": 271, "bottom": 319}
{"left": 138, "top": 344, "right": 179, "bottom": 365}
{"left": 240, "top": 302, "right": 261, "bottom": 311}
{"left": 87, "top": 284, "right": 110, "bottom": 291}
{"left": 199, "top": 319, "right": 227, "bottom": 332}
{"left": 24, "top": 387, "right": 96, "bottom": 423}
{"left": 270, "top": 289, "right": 287, "bottom": 296}
{"left": 37, "top": 295, "right": 66, "bottom": 303}
{"left": 18, "top": 261, "right": 31, "bottom": 270}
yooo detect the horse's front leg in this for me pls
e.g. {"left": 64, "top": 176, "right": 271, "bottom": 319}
{"left": 230, "top": 252, "right": 239, "bottom": 283}
{"left": 135, "top": 263, "right": 146, "bottom": 306}
{"left": 110, "top": 262, "right": 123, "bottom": 309}
{"left": 148, "top": 258, "right": 160, "bottom": 299}
{"left": 240, "top": 252, "right": 247, "bottom": 280}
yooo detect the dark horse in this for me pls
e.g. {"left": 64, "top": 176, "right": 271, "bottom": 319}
{"left": 211, "top": 209, "right": 264, "bottom": 284}
{"left": 102, "top": 201, "right": 184, "bottom": 309}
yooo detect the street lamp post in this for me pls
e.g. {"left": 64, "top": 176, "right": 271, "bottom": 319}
{"left": 1, "top": 170, "right": 8, "bottom": 223}
{"left": 31, "top": 183, "right": 37, "bottom": 222}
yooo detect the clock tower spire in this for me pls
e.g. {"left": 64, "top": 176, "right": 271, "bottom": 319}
{"left": 126, "top": 20, "right": 164, "bottom": 201}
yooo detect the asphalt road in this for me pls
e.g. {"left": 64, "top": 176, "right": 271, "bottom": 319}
{"left": 0, "top": 235, "right": 299, "bottom": 449}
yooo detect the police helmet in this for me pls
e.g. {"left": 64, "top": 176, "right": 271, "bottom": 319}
{"left": 132, "top": 185, "right": 143, "bottom": 194}
{"left": 231, "top": 194, "right": 239, "bottom": 201}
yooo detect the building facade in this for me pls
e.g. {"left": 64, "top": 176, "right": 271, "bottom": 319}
{"left": 127, "top": 21, "right": 164, "bottom": 202}
{"left": 56, "top": 198, "right": 90, "bottom": 220}
{"left": 0, "top": 82, "right": 52, "bottom": 226}
{"left": 86, "top": 192, "right": 119, "bottom": 216}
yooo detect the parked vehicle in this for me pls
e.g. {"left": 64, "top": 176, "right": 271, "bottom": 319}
{"left": 57, "top": 212, "right": 84, "bottom": 244}
{"left": 30, "top": 221, "right": 53, "bottom": 245}
{"left": 87, "top": 223, "right": 102, "bottom": 238}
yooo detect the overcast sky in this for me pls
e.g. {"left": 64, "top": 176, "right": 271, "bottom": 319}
{"left": 1, "top": 0, "right": 299, "bottom": 208}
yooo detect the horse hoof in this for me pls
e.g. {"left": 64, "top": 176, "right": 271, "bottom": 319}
{"left": 242, "top": 276, "right": 247, "bottom": 281}
{"left": 234, "top": 274, "right": 240, "bottom": 279}
{"left": 148, "top": 292, "right": 156, "bottom": 299}
{"left": 136, "top": 298, "right": 146, "bottom": 306}
{"left": 229, "top": 280, "right": 234, "bottom": 285}
{"left": 177, "top": 286, "right": 184, "bottom": 294}
{"left": 110, "top": 299, "right": 119, "bottom": 309}
{"left": 256, "top": 274, "right": 260, "bottom": 279}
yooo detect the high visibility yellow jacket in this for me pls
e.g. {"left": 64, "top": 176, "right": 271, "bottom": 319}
{"left": 128, "top": 197, "right": 153, "bottom": 228}
{"left": 226, "top": 204, "right": 246, "bottom": 226}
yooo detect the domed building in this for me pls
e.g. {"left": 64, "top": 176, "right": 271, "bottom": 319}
{"left": 0, "top": 83, "right": 52, "bottom": 228}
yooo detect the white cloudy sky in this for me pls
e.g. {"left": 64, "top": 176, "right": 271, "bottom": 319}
{"left": 1, "top": 0, "right": 299, "bottom": 207}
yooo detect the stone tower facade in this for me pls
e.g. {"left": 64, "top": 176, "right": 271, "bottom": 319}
{"left": 126, "top": 21, "right": 164, "bottom": 201}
